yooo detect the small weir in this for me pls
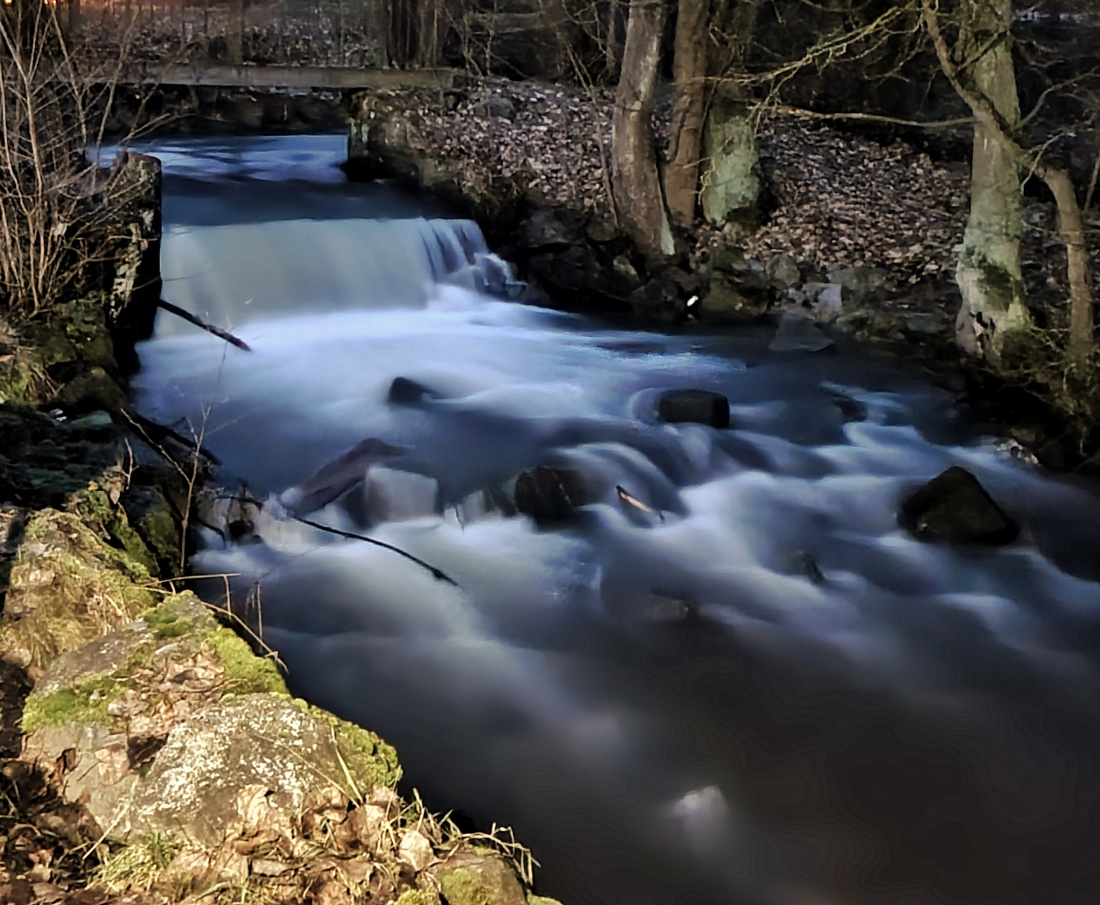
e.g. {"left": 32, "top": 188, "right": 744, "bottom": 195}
{"left": 130, "top": 134, "right": 1100, "bottom": 905}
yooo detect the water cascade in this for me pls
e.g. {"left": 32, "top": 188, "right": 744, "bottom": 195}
{"left": 131, "top": 135, "right": 1100, "bottom": 905}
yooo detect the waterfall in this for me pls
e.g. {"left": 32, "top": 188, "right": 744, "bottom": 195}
{"left": 158, "top": 217, "right": 520, "bottom": 335}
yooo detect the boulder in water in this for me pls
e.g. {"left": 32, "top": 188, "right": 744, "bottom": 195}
{"left": 388, "top": 376, "right": 440, "bottom": 405}
{"left": 514, "top": 466, "right": 587, "bottom": 524}
{"left": 656, "top": 390, "right": 730, "bottom": 428}
{"left": 898, "top": 466, "right": 1019, "bottom": 545}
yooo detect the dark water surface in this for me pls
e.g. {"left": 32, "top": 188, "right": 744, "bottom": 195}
{"left": 126, "top": 134, "right": 1100, "bottom": 905}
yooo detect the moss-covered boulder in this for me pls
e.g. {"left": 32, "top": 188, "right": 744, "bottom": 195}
{"left": 430, "top": 852, "right": 528, "bottom": 905}
{"left": 0, "top": 508, "right": 156, "bottom": 672}
{"left": 20, "top": 594, "right": 398, "bottom": 848}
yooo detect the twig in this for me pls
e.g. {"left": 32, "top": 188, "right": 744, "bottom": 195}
{"left": 157, "top": 299, "right": 252, "bottom": 351}
{"left": 293, "top": 514, "right": 459, "bottom": 587}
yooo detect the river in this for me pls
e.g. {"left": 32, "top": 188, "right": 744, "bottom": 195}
{"left": 126, "top": 134, "right": 1100, "bottom": 905}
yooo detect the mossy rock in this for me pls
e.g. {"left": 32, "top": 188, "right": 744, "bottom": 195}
{"left": 394, "top": 891, "right": 442, "bottom": 905}
{"left": 128, "top": 694, "right": 401, "bottom": 846}
{"left": 121, "top": 485, "right": 181, "bottom": 575}
{"left": 202, "top": 620, "right": 288, "bottom": 698}
{"left": 430, "top": 852, "right": 528, "bottom": 905}
{"left": 1, "top": 508, "right": 156, "bottom": 670}
{"left": 73, "top": 484, "right": 159, "bottom": 576}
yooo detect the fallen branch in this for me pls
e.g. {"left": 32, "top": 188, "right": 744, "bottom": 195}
{"left": 292, "top": 514, "right": 459, "bottom": 587}
{"left": 157, "top": 299, "right": 252, "bottom": 351}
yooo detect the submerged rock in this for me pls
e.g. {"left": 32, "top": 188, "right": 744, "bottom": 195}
{"left": 514, "top": 465, "right": 587, "bottom": 524}
{"left": 898, "top": 466, "right": 1019, "bottom": 545}
{"left": 656, "top": 390, "right": 731, "bottom": 428}
{"left": 769, "top": 312, "right": 834, "bottom": 353}
{"left": 389, "top": 376, "right": 441, "bottom": 405}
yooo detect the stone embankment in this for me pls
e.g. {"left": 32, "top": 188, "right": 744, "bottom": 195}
{"left": 0, "top": 155, "right": 559, "bottom": 905}
{"left": 348, "top": 75, "right": 1098, "bottom": 354}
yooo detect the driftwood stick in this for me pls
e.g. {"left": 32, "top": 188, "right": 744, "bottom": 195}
{"left": 292, "top": 514, "right": 460, "bottom": 587}
{"left": 157, "top": 299, "right": 252, "bottom": 351}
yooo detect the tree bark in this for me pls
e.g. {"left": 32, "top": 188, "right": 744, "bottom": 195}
{"left": 612, "top": 0, "right": 674, "bottom": 260}
{"left": 1043, "top": 166, "right": 1093, "bottom": 354}
{"left": 923, "top": 0, "right": 1030, "bottom": 360}
{"left": 664, "top": 0, "right": 709, "bottom": 227}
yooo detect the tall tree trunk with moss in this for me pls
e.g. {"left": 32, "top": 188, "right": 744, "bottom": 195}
{"left": 925, "top": 0, "right": 1030, "bottom": 360}
{"left": 611, "top": 0, "right": 674, "bottom": 260}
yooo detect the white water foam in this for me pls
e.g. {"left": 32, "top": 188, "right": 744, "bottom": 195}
{"left": 134, "top": 136, "right": 1100, "bottom": 905}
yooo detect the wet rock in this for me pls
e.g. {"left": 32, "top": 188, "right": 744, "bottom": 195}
{"left": 904, "top": 313, "right": 941, "bottom": 336}
{"left": 709, "top": 246, "right": 771, "bottom": 293}
{"left": 831, "top": 393, "right": 868, "bottom": 423}
{"left": 119, "top": 485, "right": 181, "bottom": 574}
{"left": 388, "top": 377, "right": 440, "bottom": 405}
{"left": 898, "top": 466, "right": 1019, "bottom": 545}
{"left": 701, "top": 277, "right": 767, "bottom": 322}
{"left": 622, "top": 591, "right": 696, "bottom": 623}
{"left": 792, "top": 551, "right": 826, "bottom": 585}
{"left": 769, "top": 312, "right": 834, "bottom": 353}
{"left": 656, "top": 390, "right": 731, "bottom": 428}
{"left": 514, "top": 466, "right": 587, "bottom": 524}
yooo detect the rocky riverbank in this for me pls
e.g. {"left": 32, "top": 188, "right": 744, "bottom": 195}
{"left": 347, "top": 74, "right": 1100, "bottom": 465}
{"left": 0, "top": 155, "right": 560, "bottom": 905}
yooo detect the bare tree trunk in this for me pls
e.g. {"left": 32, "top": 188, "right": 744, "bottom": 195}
{"left": 416, "top": 0, "right": 442, "bottom": 67}
{"left": 1043, "top": 167, "right": 1094, "bottom": 354}
{"left": 605, "top": 0, "right": 622, "bottom": 80}
{"left": 664, "top": 0, "right": 709, "bottom": 227}
{"left": 924, "top": 0, "right": 1030, "bottom": 360}
{"left": 612, "top": 0, "right": 674, "bottom": 260}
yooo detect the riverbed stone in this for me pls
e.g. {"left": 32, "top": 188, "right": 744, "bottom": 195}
{"left": 769, "top": 312, "right": 834, "bottom": 353}
{"left": 898, "top": 466, "right": 1019, "bottom": 545}
{"left": 656, "top": 390, "right": 731, "bottom": 428}
{"left": 514, "top": 466, "right": 587, "bottom": 524}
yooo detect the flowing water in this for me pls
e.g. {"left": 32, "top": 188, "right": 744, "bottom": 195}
{"left": 127, "top": 134, "right": 1100, "bottom": 905}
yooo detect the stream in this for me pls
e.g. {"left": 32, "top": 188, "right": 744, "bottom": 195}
{"left": 127, "top": 134, "right": 1100, "bottom": 905}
